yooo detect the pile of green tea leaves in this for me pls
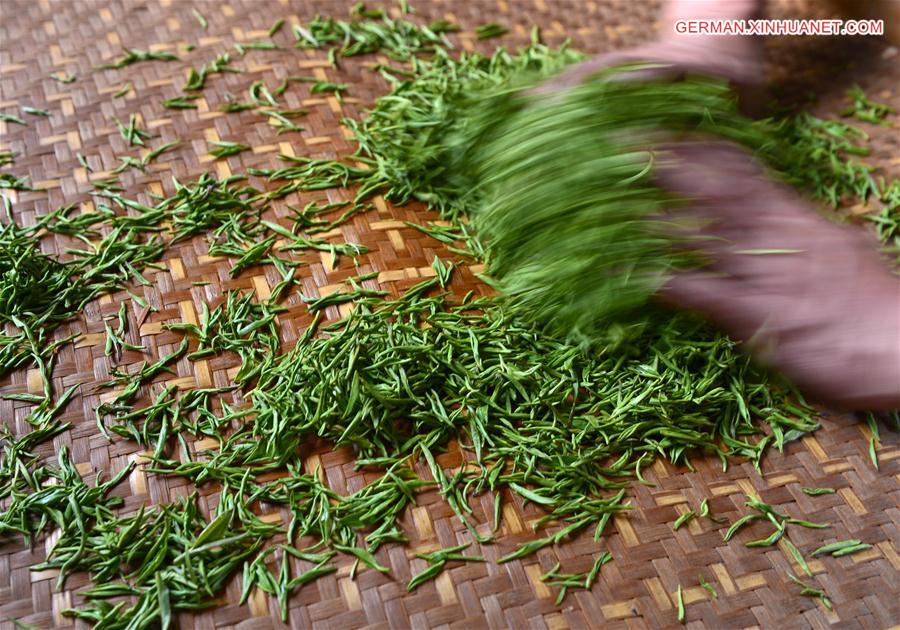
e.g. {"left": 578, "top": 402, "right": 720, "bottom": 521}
{"left": 432, "top": 66, "right": 898, "bottom": 339}
{"left": 1, "top": 5, "right": 897, "bottom": 629}
{"left": 445, "top": 71, "right": 775, "bottom": 338}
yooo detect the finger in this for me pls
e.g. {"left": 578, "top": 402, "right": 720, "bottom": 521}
{"left": 658, "top": 270, "right": 748, "bottom": 324}
{"left": 660, "top": 271, "right": 787, "bottom": 370}
{"left": 652, "top": 141, "right": 766, "bottom": 201}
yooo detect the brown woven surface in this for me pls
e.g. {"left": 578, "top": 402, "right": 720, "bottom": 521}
{"left": 1, "top": 0, "right": 899, "bottom": 628}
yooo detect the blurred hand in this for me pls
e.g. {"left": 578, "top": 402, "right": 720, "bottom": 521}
{"left": 533, "top": 0, "right": 900, "bottom": 408}
{"left": 535, "top": 0, "right": 765, "bottom": 113}
{"left": 655, "top": 142, "right": 900, "bottom": 410}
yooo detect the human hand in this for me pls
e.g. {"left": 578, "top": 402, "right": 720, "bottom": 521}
{"left": 655, "top": 142, "right": 900, "bottom": 410}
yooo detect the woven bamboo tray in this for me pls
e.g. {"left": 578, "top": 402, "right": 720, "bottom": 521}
{"left": 1, "top": 1, "right": 898, "bottom": 628}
